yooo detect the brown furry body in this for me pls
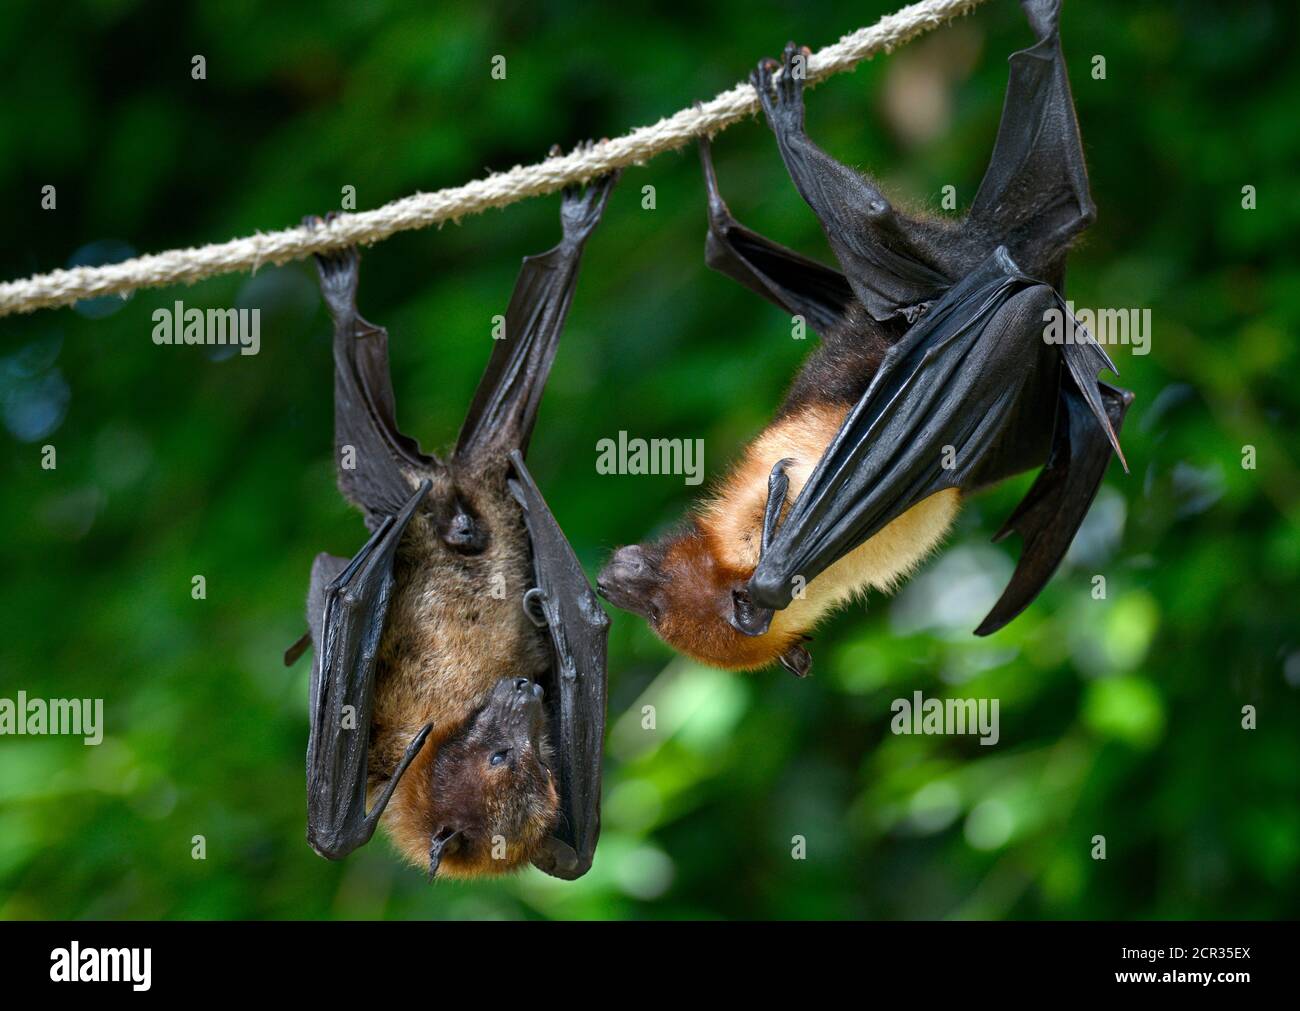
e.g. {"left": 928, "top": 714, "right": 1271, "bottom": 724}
{"left": 362, "top": 455, "right": 557, "bottom": 877}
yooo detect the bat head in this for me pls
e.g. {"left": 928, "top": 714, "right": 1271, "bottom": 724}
{"left": 597, "top": 529, "right": 812, "bottom": 677}
{"left": 390, "top": 675, "right": 561, "bottom": 879}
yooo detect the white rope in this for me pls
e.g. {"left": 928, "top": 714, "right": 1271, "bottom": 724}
{"left": 0, "top": 0, "right": 987, "bottom": 319}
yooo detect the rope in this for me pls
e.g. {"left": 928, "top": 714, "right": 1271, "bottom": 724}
{"left": 0, "top": 0, "right": 988, "bottom": 319}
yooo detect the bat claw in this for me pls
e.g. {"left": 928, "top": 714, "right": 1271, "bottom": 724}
{"left": 778, "top": 643, "right": 812, "bottom": 678}
{"left": 522, "top": 587, "right": 549, "bottom": 627}
{"left": 778, "top": 43, "right": 807, "bottom": 115}
{"left": 752, "top": 46, "right": 805, "bottom": 136}
{"left": 284, "top": 630, "right": 311, "bottom": 667}
{"left": 698, "top": 133, "right": 736, "bottom": 228}
{"left": 760, "top": 458, "right": 793, "bottom": 554}
{"left": 781, "top": 41, "right": 800, "bottom": 75}
{"left": 303, "top": 210, "right": 344, "bottom": 232}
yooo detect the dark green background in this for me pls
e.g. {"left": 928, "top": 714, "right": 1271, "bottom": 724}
{"left": 1, "top": 0, "right": 1296, "bottom": 919}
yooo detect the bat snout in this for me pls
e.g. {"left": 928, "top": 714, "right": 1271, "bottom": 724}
{"left": 486, "top": 677, "right": 547, "bottom": 739}
{"left": 596, "top": 545, "right": 661, "bottom": 621}
{"left": 437, "top": 505, "right": 487, "bottom": 555}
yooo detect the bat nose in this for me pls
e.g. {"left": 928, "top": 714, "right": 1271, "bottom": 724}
{"left": 439, "top": 505, "right": 487, "bottom": 554}
{"left": 598, "top": 545, "right": 649, "bottom": 594}
{"left": 596, "top": 545, "right": 663, "bottom": 624}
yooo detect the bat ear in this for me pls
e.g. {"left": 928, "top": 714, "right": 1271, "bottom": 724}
{"left": 428, "top": 826, "right": 462, "bottom": 880}
{"left": 778, "top": 643, "right": 812, "bottom": 679}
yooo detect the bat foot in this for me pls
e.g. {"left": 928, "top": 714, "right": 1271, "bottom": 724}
{"left": 558, "top": 140, "right": 619, "bottom": 245}
{"left": 698, "top": 131, "right": 737, "bottom": 232}
{"left": 303, "top": 213, "right": 360, "bottom": 317}
{"left": 1021, "top": 0, "right": 1062, "bottom": 41}
{"left": 751, "top": 43, "right": 808, "bottom": 137}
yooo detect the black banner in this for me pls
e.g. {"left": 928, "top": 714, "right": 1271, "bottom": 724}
{"left": 0, "top": 920, "right": 1283, "bottom": 997}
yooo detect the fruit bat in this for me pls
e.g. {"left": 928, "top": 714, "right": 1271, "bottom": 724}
{"left": 597, "top": 0, "right": 1132, "bottom": 678}
{"left": 283, "top": 162, "right": 618, "bottom": 880}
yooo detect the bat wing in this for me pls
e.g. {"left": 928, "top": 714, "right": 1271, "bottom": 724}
{"left": 974, "top": 380, "right": 1132, "bottom": 634}
{"left": 746, "top": 247, "right": 1123, "bottom": 622}
{"left": 305, "top": 480, "right": 433, "bottom": 859}
{"left": 309, "top": 238, "right": 440, "bottom": 523}
{"left": 459, "top": 173, "right": 616, "bottom": 878}
{"left": 699, "top": 136, "right": 856, "bottom": 336}
{"left": 508, "top": 450, "right": 610, "bottom": 880}
{"left": 969, "top": 0, "right": 1095, "bottom": 290}
{"left": 456, "top": 171, "right": 618, "bottom": 461}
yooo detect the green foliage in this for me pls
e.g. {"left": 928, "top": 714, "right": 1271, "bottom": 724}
{"left": 0, "top": 0, "right": 1296, "bottom": 919}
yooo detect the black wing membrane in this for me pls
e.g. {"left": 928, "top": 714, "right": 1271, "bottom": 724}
{"left": 305, "top": 480, "right": 433, "bottom": 859}
{"left": 462, "top": 173, "right": 615, "bottom": 879}
{"left": 975, "top": 381, "right": 1132, "bottom": 634}
{"left": 969, "top": 0, "right": 1094, "bottom": 291}
{"left": 508, "top": 451, "right": 610, "bottom": 880}
{"left": 746, "top": 249, "right": 1124, "bottom": 624}
{"left": 310, "top": 238, "right": 440, "bottom": 524}
{"left": 699, "top": 135, "right": 856, "bottom": 336}
{"left": 457, "top": 170, "right": 618, "bottom": 461}
{"left": 302, "top": 234, "right": 440, "bottom": 858}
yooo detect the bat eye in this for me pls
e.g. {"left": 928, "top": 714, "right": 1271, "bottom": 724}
{"left": 489, "top": 749, "right": 512, "bottom": 767}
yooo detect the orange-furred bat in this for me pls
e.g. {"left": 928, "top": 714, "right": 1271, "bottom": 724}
{"left": 598, "top": 0, "right": 1131, "bottom": 677}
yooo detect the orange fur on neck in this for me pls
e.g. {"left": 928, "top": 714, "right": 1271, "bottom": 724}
{"left": 656, "top": 403, "right": 960, "bottom": 671}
